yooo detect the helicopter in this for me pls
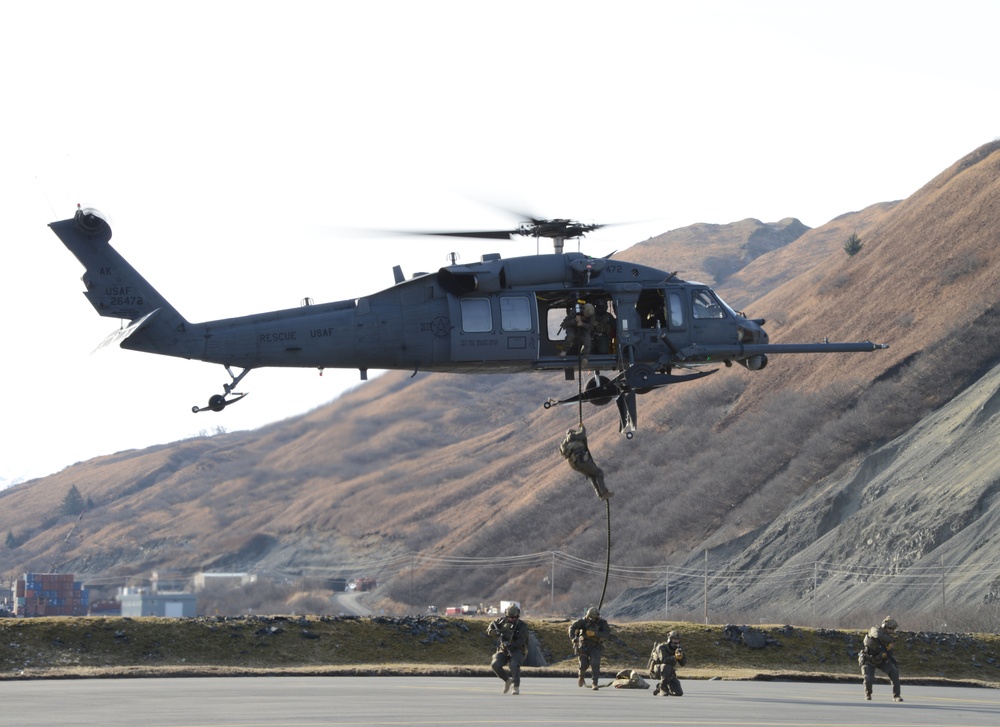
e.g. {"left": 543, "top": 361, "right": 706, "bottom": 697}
{"left": 50, "top": 206, "right": 887, "bottom": 437}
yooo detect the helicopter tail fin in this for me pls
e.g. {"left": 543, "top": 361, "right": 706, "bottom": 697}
{"left": 49, "top": 207, "right": 199, "bottom": 358}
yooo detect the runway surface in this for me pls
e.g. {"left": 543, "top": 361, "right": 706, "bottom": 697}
{"left": 3, "top": 676, "right": 999, "bottom": 726}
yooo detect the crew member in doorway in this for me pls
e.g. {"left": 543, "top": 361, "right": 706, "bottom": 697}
{"left": 560, "top": 301, "right": 595, "bottom": 365}
{"left": 590, "top": 300, "right": 614, "bottom": 355}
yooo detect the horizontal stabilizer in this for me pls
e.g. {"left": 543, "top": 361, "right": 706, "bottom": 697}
{"left": 92, "top": 308, "right": 161, "bottom": 353}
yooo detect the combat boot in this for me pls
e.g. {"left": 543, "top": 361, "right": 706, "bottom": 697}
{"left": 591, "top": 683, "right": 599, "bottom": 690}
{"left": 577, "top": 673, "right": 586, "bottom": 687}
{"left": 512, "top": 684, "right": 520, "bottom": 695}
{"left": 600, "top": 490, "right": 614, "bottom": 501}
{"left": 893, "top": 695, "right": 904, "bottom": 702}
{"left": 503, "top": 677, "right": 513, "bottom": 694}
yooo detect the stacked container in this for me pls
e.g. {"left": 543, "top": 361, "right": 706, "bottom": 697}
{"left": 12, "top": 573, "right": 89, "bottom": 616}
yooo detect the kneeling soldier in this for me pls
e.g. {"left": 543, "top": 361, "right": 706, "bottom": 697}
{"left": 648, "top": 630, "right": 686, "bottom": 696}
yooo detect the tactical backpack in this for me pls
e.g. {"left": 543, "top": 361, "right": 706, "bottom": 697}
{"left": 647, "top": 641, "right": 673, "bottom": 676}
{"left": 612, "top": 669, "right": 650, "bottom": 689}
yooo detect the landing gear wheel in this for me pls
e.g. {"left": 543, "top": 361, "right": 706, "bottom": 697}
{"left": 208, "top": 394, "right": 227, "bottom": 412}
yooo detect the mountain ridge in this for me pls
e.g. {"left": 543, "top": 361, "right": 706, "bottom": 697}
{"left": 5, "top": 141, "right": 1000, "bottom": 630}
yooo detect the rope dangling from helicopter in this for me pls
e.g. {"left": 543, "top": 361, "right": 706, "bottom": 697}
{"left": 557, "top": 350, "right": 613, "bottom": 611}
{"left": 555, "top": 298, "right": 613, "bottom": 612}
{"left": 599, "top": 496, "right": 611, "bottom": 610}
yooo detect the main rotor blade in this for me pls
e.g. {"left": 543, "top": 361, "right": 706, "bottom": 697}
{"left": 398, "top": 229, "right": 518, "bottom": 240}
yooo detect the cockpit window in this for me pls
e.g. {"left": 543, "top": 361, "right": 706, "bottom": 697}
{"left": 692, "top": 289, "right": 726, "bottom": 319}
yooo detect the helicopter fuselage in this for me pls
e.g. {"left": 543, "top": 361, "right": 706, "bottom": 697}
{"left": 50, "top": 208, "right": 885, "bottom": 423}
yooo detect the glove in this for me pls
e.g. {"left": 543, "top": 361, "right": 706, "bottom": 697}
{"left": 675, "top": 648, "right": 684, "bottom": 661}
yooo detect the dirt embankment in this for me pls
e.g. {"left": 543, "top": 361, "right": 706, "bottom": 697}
{"left": 3, "top": 616, "right": 999, "bottom": 688}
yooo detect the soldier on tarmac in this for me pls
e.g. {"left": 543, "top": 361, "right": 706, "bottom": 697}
{"left": 568, "top": 607, "right": 612, "bottom": 690}
{"left": 859, "top": 616, "right": 903, "bottom": 702}
{"left": 486, "top": 603, "right": 529, "bottom": 695}
{"left": 648, "top": 630, "right": 686, "bottom": 696}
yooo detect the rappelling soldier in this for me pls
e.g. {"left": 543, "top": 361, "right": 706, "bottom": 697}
{"left": 559, "top": 424, "right": 613, "bottom": 500}
{"left": 568, "top": 606, "right": 612, "bottom": 690}
{"left": 486, "top": 603, "right": 529, "bottom": 695}
{"left": 859, "top": 616, "right": 903, "bottom": 702}
{"left": 648, "top": 630, "right": 686, "bottom": 696}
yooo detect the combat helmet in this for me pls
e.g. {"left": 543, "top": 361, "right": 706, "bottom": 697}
{"left": 667, "top": 630, "right": 680, "bottom": 642}
{"left": 881, "top": 616, "right": 898, "bottom": 631}
{"left": 585, "top": 607, "right": 600, "bottom": 620}
{"left": 505, "top": 603, "right": 521, "bottom": 618}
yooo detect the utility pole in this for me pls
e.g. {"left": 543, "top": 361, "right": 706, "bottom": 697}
{"left": 703, "top": 550, "right": 709, "bottom": 625}
{"left": 813, "top": 562, "right": 818, "bottom": 626}
{"left": 550, "top": 552, "right": 555, "bottom": 614}
{"left": 941, "top": 555, "right": 946, "bottom": 611}
{"left": 664, "top": 570, "right": 670, "bottom": 620}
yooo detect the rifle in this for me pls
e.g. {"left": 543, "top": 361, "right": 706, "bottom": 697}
{"left": 490, "top": 619, "right": 511, "bottom": 654}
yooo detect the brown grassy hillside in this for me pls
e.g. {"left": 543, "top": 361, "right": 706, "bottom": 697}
{"left": 5, "top": 141, "right": 1000, "bottom": 626}
{"left": 625, "top": 217, "right": 810, "bottom": 288}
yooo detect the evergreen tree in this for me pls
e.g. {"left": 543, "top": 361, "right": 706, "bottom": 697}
{"left": 5, "top": 530, "right": 16, "bottom": 549}
{"left": 62, "top": 484, "right": 86, "bottom": 516}
{"left": 844, "top": 232, "right": 864, "bottom": 256}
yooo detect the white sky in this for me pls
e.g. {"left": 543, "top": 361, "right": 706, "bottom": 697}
{"left": 2, "top": 0, "right": 998, "bottom": 486}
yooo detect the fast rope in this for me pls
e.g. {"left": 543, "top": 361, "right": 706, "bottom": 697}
{"left": 576, "top": 353, "right": 612, "bottom": 612}
{"left": 599, "top": 497, "right": 611, "bottom": 611}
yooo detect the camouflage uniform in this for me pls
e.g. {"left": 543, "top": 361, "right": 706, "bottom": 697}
{"left": 858, "top": 616, "right": 902, "bottom": 702}
{"left": 559, "top": 425, "right": 613, "bottom": 500}
{"left": 647, "top": 631, "right": 686, "bottom": 696}
{"left": 560, "top": 303, "right": 594, "bottom": 362}
{"left": 486, "top": 604, "right": 529, "bottom": 694}
{"left": 590, "top": 301, "right": 614, "bottom": 355}
{"left": 568, "top": 607, "right": 612, "bottom": 690}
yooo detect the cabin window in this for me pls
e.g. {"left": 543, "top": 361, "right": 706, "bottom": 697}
{"left": 461, "top": 298, "right": 493, "bottom": 332}
{"left": 500, "top": 295, "right": 532, "bottom": 332}
{"left": 547, "top": 307, "right": 570, "bottom": 340}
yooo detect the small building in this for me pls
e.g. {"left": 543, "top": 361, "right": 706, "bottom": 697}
{"left": 328, "top": 577, "right": 348, "bottom": 592}
{"left": 119, "top": 587, "right": 197, "bottom": 617}
{"left": 192, "top": 572, "right": 257, "bottom": 590}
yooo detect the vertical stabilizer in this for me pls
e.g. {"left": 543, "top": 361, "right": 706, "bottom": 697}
{"left": 50, "top": 208, "right": 199, "bottom": 358}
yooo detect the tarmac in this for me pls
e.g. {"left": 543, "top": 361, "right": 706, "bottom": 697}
{"left": 3, "top": 675, "right": 1000, "bottom": 726}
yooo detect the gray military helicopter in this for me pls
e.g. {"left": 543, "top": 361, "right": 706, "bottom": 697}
{"left": 50, "top": 206, "right": 887, "bottom": 437}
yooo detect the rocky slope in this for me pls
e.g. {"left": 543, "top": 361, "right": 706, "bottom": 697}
{"left": 5, "top": 141, "right": 1000, "bottom": 629}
